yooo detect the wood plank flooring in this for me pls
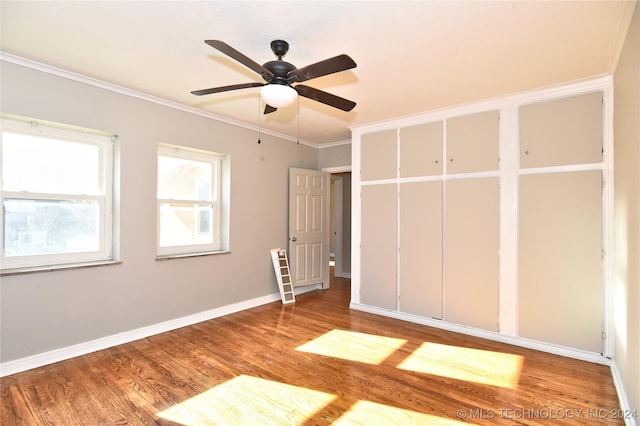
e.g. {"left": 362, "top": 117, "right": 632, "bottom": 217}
{"left": 1, "top": 274, "right": 624, "bottom": 425}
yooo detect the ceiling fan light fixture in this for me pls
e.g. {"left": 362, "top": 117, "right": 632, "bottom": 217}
{"left": 260, "top": 84, "right": 297, "bottom": 108}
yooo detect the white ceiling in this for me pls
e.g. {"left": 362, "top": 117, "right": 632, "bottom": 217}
{"left": 1, "top": 1, "right": 636, "bottom": 147}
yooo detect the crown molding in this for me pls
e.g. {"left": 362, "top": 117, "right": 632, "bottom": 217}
{"left": 0, "top": 52, "right": 320, "bottom": 148}
{"left": 317, "top": 138, "right": 352, "bottom": 149}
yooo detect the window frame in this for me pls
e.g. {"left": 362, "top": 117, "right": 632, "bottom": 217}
{"left": 0, "top": 117, "right": 115, "bottom": 271}
{"left": 156, "top": 144, "right": 229, "bottom": 257}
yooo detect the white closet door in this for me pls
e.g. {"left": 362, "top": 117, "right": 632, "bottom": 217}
{"left": 361, "top": 130, "right": 397, "bottom": 181}
{"left": 400, "top": 121, "right": 443, "bottom": 177}
{"left": 519, "top": 92, "right": 603, "bottom": 168}
{"left": 446, "top": 110, "right": 499, "bottom": 174}
{"left": 444, "top": 178, "right": 499, "bottom": 331}
{"left": 519, "top": 170, "right": 603, "bottom": 352}
{"left": 399, "top": 181, "right": 443, "bottom": 318}
{"left": 361, "top": 184, "right": 397, "bottom": 310}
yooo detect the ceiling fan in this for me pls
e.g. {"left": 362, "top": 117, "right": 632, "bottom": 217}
{"left": 192, "top": 40, "right": 357, "bottom": 114}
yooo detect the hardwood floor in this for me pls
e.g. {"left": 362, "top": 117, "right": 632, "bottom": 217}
{"left": 1, "top": 273, "right": 624, "bottom": 425}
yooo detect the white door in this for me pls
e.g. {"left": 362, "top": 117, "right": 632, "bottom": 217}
{"left": 518, "top": 170, "right": 603, "bottom": 352}
{"left": 289, "top": 168, "right": 330, "bottom": 289}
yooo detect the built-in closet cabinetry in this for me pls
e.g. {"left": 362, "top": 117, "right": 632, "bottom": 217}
{"left": 359, "top": 110, "right": 500, "bottom": 332}
{"left": 398, "top": 122, "right": 443, "bottom": 319}
{"left": 353, "top": 82, "right": 609, "bottom": 357}
{"left": 518, "top": 92, "right": 604, "bottom": 353}
{"left": 360, "top": 130, "right": 398, "bottom": 310}
{"left": 443, "top": 111, "right": 499, "bottom": 331}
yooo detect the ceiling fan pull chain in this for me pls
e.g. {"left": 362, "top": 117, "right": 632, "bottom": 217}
{"left": 257, "top": 94, "right": 262, "bottom": 144}
{"left": 297, "top": 96, "right": 300, "bottom": 145}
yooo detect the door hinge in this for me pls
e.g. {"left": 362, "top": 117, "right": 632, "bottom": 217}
{"left": 602, "top": 331, "right": 607, "bottom": 340}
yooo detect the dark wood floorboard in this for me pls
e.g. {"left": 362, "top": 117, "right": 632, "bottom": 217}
{"left": 1, "top": 273, "right": 623, "bottom": 425}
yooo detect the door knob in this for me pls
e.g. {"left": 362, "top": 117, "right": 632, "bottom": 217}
{"left": 291, "top": 237, "right": 297, "bottom": 242}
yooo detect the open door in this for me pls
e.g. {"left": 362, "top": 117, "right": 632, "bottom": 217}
{"left": 289, "top": 168, "right": 330, "bottom": 289}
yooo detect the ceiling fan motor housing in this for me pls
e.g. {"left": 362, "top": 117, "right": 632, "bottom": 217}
{"left": 264, "top": 60, "right": 296, "bottom": 84}
{"left": 265, "top": 40, "right": 297, "bottom": 84}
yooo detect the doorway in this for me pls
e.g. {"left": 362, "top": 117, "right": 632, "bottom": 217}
{"left": 328, "top": 170, "right": 351, "bottom": 279}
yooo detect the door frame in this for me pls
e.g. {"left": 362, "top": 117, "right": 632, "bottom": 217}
{"left": 323, "top": 166, "right": 352, "bottom": 279}
{"left": 333, "top": 176, "right": 344, "bottom": 277}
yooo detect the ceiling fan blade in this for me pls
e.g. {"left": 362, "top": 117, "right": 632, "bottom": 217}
{"left": 204, "top": 40, "right": 274, "bottom": 81}
{"left": 288, "top": 54, "right": 356, "bottom": 83}
{"left": 191, "top": 82, "right": 264, "bottom": 96}
{"left": 264, "top": 104, "right": 278, "bottom": 114}
{"left": 295, "top": 85, "right": 356, "bottom": 112}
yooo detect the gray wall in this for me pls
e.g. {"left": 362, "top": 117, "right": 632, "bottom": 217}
{"left": 318, "top": 143, "right": 351, "bottom": 169}
{"left": 613, "top": 4, "right": 640, "bottom": 416}
{"left": 0, "top": 61, "right": 318, "bottom": 362}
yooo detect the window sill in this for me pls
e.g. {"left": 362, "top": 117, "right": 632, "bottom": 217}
{"left": 1, "top": 260, "right": 122, "bottom": 276}
{"left": 156, "top": 250, "right": 230, "bottom": 261}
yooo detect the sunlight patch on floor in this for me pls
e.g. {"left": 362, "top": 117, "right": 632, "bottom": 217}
{"left": 333, "top": 400, "right": 473, "bottom": 425}
{"left": 157, "top": 375, "right": 336, "bottom": 425}
{"left": 397, "top": 342, "right": 524, "bottom": 388}
{"left": 296, "top": 329, "right": 407, "bottom": 365}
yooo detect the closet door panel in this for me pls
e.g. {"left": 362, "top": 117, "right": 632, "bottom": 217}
{"left": 400, "top": 121, "right": 443, "bottom": 177}
{"left": 519, "top": 171, "right": 603, "bottom": 352}
{"left": 361, "top": 130, "right": 397, "bottom": 181}
{"left": 519, "top": 92, "right": 603, "bottom": 168}
{"left": 446, "top": 110, "right": 499, "bottom": 174}
{"left": 361, "top": 184, "right": 397, "bottom": 310}
{"left": 444, "top": 178, "right": 499, "bottom": 331}
{"left": 399, "top": 181, "right": 443, "bottom": 318}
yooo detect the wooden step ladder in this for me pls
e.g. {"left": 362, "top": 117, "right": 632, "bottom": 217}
{"left": 270, "top": 248, "right": 295, "bottom": 304}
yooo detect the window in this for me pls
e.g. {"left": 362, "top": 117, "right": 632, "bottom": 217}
{"left": 0, "top": 118, "right": 115, "bottom": 270}
{"left": 157, "top": 145, "right": 229, "bottom": 257}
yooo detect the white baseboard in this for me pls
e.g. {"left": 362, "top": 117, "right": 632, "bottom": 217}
{"left": 349, "top": 302, "right": 611, "bottom": 365}
{"left": 610, "top": 361, "right": 638, "bottom": 426}
{"left": 0, "top": 292, "right": 281, "bottom": 377}
{"left": 293, "top": 283, "right": 323, "bottom": 295}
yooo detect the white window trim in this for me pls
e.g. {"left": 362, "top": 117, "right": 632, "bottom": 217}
{"left": 156, "top": 144, "right": 229, "bottom": 258}
{"left": 0, "top": 117, "right": 115, "bottom": 271}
